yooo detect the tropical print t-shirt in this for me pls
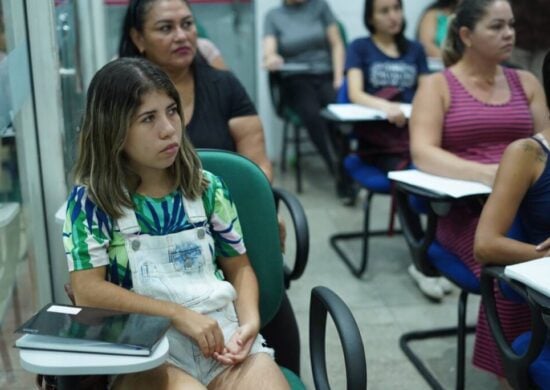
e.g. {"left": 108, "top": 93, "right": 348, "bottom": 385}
{"left": 63, "top": 170, "right": 246, "bottom": 289}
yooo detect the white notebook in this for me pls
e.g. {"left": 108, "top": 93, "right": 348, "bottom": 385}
{"left": 16, "top": 334, "right": 157, "bottom": 356}
{"left": 388, "top": 169, "right": 492, "bottom": 199}
{"left": 327, "top": 103, "right": 412, "bottom": 121}
{"left": 504, "top": 257, "right": 550, "bottom": 297}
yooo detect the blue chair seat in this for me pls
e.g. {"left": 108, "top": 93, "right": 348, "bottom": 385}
{"left": 512, "top": 332, "right": 550, "bottom": 389}
{"left": 428, "top": 242, "right": 480, "bottom": 294}
{"left": 344, "top": 155, "right": 391, "bottom": 193}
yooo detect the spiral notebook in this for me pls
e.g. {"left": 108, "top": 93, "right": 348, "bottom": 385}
{"left": 15, "top": 303, "right": 171, "bottom": 356}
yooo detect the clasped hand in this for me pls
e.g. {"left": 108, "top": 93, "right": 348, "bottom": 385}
{"left": 172, "top": 306, "right": 257, "bottom": 365}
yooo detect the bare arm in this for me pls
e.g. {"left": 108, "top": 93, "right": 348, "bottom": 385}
{"left": 347, "top": 68, "right": 407, "bottom": 127}
{"left": 219, "top": 254, "right": 260, "bottom": 332}
{"left": 214, "top": 254, "right": 260, "bottom": 364}
{"left": 417, "top": 10, "right": 442, "bottom": 58}
{"left": 326, "top": 23, "right": 345, "bottom": 89}
{"left": 71, "top": 267, "right": 226, "bottom": 358}
{"left": 229, "top": 115, "right": 273, "bottom": 182}
{"left": 410, "top": 73, "right": 498, "bottom": 185}
{"left": 518, "top": 69, "right": 550, "bottom": 133}
{"left": 474, "top": 139, "right": 546, "bottom": 264}
{"left": 262, "top": 35, "right": 284, "bottom": 71}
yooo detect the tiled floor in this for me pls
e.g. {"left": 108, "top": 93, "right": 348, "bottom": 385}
{"left": 276, "top": 157, "right": 502, "bottom": 389}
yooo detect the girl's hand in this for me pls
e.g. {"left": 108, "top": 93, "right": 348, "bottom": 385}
{"left": 264, "top": 54, "right": 284, "bottom": 71}
{"left": 213, "top": 323, "right": 258, "bottom": 365}
{"left": 171, "top": 306, "right": 225, "bottom": 358}
{"left": 383, "top": 103, "right": 407, "bottom": 128}
{"left": 535, "top": 237, "right": 550, "bottom": 256}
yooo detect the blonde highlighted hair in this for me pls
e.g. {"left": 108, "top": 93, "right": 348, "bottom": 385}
{"left": 74, "top": 57, "right": 207, "bottom": 218}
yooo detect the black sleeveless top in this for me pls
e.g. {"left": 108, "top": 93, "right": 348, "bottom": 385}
{"left": 518, "top": 134, "right": 550, "bottom": 244}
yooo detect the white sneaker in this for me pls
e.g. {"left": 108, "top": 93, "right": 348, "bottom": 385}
{"left": 408, "top": 264, "right": 444, "bottom": 301}
{"left": 437, "top": 277, "right": 454, "bottom": 294}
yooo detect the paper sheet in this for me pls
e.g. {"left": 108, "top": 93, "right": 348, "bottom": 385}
{"left": 505, "top": 257, "right": 550, "bottom": 297}
{"left": 327, "top": 103, "right": 412, "bottom": 121}
{"left": 387, "top": 169, "right": 492, "bottom": 198}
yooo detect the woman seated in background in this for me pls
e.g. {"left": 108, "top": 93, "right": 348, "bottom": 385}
{"left": 346, "top": 0, "right": 429, "bottom": 173}
{"left": 118, "top": 0, "right": 301, "bottom": 375}
{"left": 475, "top": 51, "right": 550, "bottom": 267}
{"left": 346, "top": 0, "right": 450, "bottom": 298}
{"left": 410, "top": 0, "right": 548, "bottom": 382}
{"left": 416, "top": 0, "right": 459, "bottom": 60}
{"left": 262, "top": 0, "right": 345, "bottom": 180}
{"left": 119, "top": 0, "right": 271, "bottom": 181}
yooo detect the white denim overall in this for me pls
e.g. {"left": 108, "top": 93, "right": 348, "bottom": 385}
{"left": 116, "top": 196, "right": 272, "bottom": 385}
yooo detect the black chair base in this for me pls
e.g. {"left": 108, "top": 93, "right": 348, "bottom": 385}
{"left": 399, "top": 290, "right": 476, "bottom": 390}
{"left": 330, "top": 229, "right": 400, "bottom": 278}
{"left": 329, "top": 190, "right": 401, "bottom": 278}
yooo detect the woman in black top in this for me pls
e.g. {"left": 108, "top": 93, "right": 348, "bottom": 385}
{"left": 119, "top": 0, "right": 301, "bottom": 375}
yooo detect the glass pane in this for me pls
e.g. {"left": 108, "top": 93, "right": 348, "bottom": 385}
{"left": 0, "top": 0, "right": 43, "bottom": 387}
{"left": 190, "top": 1, "right": 257, "bottom": 102}
{"left": 103, "top": 0, "right": 257, "bottom": 102}
{"left": 55, "top": 0, "right": 85, "bottom": 182}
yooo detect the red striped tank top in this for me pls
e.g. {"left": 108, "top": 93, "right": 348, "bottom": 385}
{"left": 442, "top": 67, "right": 533, "bottom": 163}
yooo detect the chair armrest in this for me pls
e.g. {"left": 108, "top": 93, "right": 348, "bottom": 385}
{"left": 394, "top": 184, "right": 440, "bottom": 277}
{"left": 273, "top": 187, "right": 309, "bottom": 288}
{"left": 480, "top": 266, "right": 548, "bottom": 389}
{"left": 309, "top": 286, "right": 366, "bottom": 390}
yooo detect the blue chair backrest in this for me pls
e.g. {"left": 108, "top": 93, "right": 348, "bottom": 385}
{"left": 336, "top": 79, "right": 350, "bottom": 104}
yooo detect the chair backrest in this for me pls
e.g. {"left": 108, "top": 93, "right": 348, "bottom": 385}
{"left": 197, "top": 149, "right": 284, "bottom": 326}
{"left": 336, "top": 78, "right": 350, "bottom": 104}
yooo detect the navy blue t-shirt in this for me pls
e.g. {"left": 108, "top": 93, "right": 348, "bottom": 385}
{"left": 345, "top": 37, "right": 429, "bottom": 103}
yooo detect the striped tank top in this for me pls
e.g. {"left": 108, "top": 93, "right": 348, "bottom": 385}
{"left": 441, "top": 67, "right": 533, "bottom": 163}
{"left": 437, "top": 67, "right": 534, "bottom": 377}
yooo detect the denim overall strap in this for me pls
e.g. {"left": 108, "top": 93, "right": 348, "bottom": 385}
{"left": 117, "top": 206, "right": 141, "bottom": 235}
{"left": 183, "top": 196, "right": 207, "bottom": 225}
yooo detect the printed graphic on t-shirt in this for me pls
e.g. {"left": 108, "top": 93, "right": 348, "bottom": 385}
{"left": 369, "top": 62, "right": 417, "bottom": 89}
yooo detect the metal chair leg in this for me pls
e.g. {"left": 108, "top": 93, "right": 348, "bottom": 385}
{"left": 281, "top": 120, "right": 290, "bottom": 172}
{"left": 330, "top": 192, "right": 398, "bottom": 277}
{"left": 399, "top": 289, "right": 476, "bottom": 390}
{"left": 294, "top": 123, "right": 302, "bottom": 193}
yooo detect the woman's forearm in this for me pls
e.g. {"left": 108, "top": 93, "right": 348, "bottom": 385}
{"left": 411, "top": 143, "right": 497, "bottom": 185}
{"left": 70, "top": 269, "right": 178, "bottom": 319}
{"left": 232, "top": 264, "right": 260, "bottom": 330}
{"left": 474, "top": 236, "right": 541, "bottom": 265}
{"left": 221, "top": 255, "right": 260, "bottom": 330}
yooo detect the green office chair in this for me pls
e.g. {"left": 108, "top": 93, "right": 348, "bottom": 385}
{"left": 35, "top": 151, "right": 366, "bottom": 389}
{"left": 198, "top": 149, "right": 367, "bottom": 389}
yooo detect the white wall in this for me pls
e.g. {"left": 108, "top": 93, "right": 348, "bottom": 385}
{"left": 255, "top": 0, "right": 432, "bottom": 161}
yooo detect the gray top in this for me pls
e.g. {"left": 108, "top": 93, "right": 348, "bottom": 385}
{"left": 264, "top": 0, "right": 336, "bottom": 74}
